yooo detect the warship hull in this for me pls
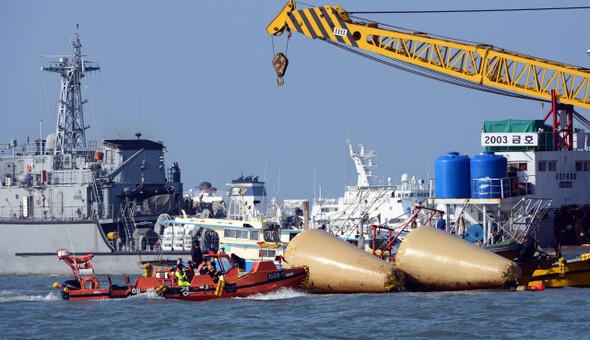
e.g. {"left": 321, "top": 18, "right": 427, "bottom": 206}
{"left": 0, "top": 220, "right": 188, "bottom": 275}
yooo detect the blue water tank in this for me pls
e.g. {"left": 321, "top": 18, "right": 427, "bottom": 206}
{"left": 435, "top": 152, "right": 470, "bottom": 198}
{"left": 470, "top": 151, "right": 508, "bottom": 198}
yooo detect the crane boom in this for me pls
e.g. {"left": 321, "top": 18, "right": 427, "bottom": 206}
{"left": 267, "top": 1, "right": 590, "bottom": 110}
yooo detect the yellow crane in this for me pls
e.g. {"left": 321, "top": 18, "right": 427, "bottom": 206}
{"left": 266, "top": 1, "right": 590, "bottom": 149}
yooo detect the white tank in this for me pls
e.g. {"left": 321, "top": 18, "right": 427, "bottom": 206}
{"left": 45, "top": 133, "right": 56, "bottom": 151}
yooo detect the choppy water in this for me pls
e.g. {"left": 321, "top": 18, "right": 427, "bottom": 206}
{"left": 1, "top": 275, "right": 588, "bottom": 339}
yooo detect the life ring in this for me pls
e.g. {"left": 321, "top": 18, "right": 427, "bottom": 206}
{"left": 81, "top": 276, "right": 99, "bottom": 290}
{"left": 80, "top": 254, "right": 94, "bottom": 262}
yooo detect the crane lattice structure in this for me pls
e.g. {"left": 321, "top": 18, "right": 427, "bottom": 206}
{"left": 267, "top": 1, "right": 590, "bottom": 150}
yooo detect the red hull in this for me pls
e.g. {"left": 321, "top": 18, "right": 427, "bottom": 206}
{"left": 147, "top": 266, "right": 307, "bottom": 301}
{"left": 66, "top": 287, "right": 131, "bottom": 300}
{"left": 56, "top": 252, "right": 307, "bottom": 301}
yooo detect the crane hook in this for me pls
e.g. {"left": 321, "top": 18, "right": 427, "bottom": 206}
{"left": 272, "top": 52, "right": 289, "bottom": 86}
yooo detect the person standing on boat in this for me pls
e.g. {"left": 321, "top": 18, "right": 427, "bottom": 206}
{"left": 231, "top": 253, "right": 245, "bottom": 270}
{"left": 436, "top": 216, "right": 446, "bottom": 231}
{"left": 175, "top": 264, "right": 190, "bottom": 286}
{"left": 191, "top": 241, "right": 203, "bottom": 265}
{"left": 185, "top": 261, "right": 195, "bottom": 281}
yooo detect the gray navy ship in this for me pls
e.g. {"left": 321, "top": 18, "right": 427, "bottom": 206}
{"left": 0, "top": 28, "right": 185, "bottom": 275}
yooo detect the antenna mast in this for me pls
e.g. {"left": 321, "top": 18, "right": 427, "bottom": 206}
{"left": 42, "top": 25, "right": 99, "bottom": 158}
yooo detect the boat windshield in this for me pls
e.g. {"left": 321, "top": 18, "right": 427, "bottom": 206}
{"left": 218, "top": 256, "right": 235, "bottom": 272}
{"left": 203, "top": 255, "right": 235, "bottom": 273}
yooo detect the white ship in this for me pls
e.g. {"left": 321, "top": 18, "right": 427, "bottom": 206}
{"left": 311, "top": 139, "right": 429, "bottom": 249}
{"left": 161, "top": 176, "right": 300, "bottom": 270}
{"left": 0, "top": 28, "right": 186, "bottom": 275}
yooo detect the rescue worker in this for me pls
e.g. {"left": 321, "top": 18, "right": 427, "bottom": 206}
{"left": 231, "top": 253, "right": 245, "bottom": 270}
{"left": 197, "top": 260, "right": 209, "bottom": 275}
{"left": 207, "top": 260, "right": 219, "bottom": 279}
{"left": 184, "top": 260, "right": 195, "bottom": 281}
{"left": 175, "top": 264, "right": 190, "bottom": 286}
{"left": 191, "top": 241, "right": 203, "bottom": 265}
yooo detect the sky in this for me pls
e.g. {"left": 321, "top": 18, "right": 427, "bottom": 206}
{"left": 1, "top": 0, "right": 589, "bottom": 203}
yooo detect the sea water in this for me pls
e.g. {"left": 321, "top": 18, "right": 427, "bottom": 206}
{"left": 0, "top": 275, "right": 588, "bottom": 339}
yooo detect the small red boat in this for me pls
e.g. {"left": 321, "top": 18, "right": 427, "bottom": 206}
{"left": 53, "top": 249, "right": 307, "bottom": 301}
{"left": 134, "top": 253, "right": 308, "bottom": 301}
{"left": 53, "top": 249, "right": 133, "bottom": 300}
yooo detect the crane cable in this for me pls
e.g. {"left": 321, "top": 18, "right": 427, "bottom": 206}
{"left": 287, "top": 2, "right": 588, "bottom": 104}
{"left": 322, "top": 39, "right": 547, "bottom": 103}
{"left": 348, "top": 6, "right": 590, "bottom": 15}
{"left": 574, "top": 111, "right": 590, "bottom": 131}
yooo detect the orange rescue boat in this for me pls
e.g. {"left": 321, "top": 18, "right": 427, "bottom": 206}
{"left": 53, "top": 249, "right": 307, "bottom": 301}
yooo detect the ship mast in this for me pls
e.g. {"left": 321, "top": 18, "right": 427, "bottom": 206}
{"left": 346, "top": 139, "right": 377, "bottom": 187}
{"left": 42, "top": 25, "right": 99, "bottom": 159}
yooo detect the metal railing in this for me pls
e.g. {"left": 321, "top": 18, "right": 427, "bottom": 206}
{"left": 429, "top": 175, "right": 535, "bottom": 199}
{"left": 0, "top": 203, "right": 115, "bottom": 220}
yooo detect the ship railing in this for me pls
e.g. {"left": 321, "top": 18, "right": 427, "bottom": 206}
{"left": 440, "top": 195, "right": 551, "bottom": 246}
{"left": 504, "top": 197, "right": 552, "bottom": 242}
{"left": 94, "top": 203, "right": 115, "bottom": 219}
{"left": 0, "top": 206, "right": 21, "bottom": 219}
{"left": 470, "top": 175, "right": 534, "bottom": 198}
{"left": 121, "top": 201, "right": 138, "bottom": 250}
{"left": 0, "top": 142, "right": 101, "bottom": 158}
{"left": 50, "top": 169, "right": 96, "bottom": 184}
{"left": 313, "top": 198, "right": 339, "bottom": 205}
{"left": 0, "top": 141, "right": 51, "bottom": 157}
{"left": 471, "top": 197, "right": 551, "bottom": 245}
{"left": 89, "top": 171, "right": 105, "bottom": 218}
{"left": 370, "top": 206, "right": 444, "bottom": 262}
{"left": 428, "top": 175, "right": 535, "bottom": 199}
{"left": 330, "top": 186, "right": 392, "bottom": 238}
{"left": 0, "top": 202, "right": 116, "bottom": 220}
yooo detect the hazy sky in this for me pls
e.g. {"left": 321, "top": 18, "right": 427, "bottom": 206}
{"left": 1, "top": 1, "right": 589, "bottom": 202}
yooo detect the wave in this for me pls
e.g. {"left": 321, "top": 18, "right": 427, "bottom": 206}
{"left": 126, "top": 291, "right": 165, "bottom": 300}
{"left": 0, "top": 290, "right": 61, "bottom": 303}
{"left": 237, "top": 287, "right": 308, "bottom": 301}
